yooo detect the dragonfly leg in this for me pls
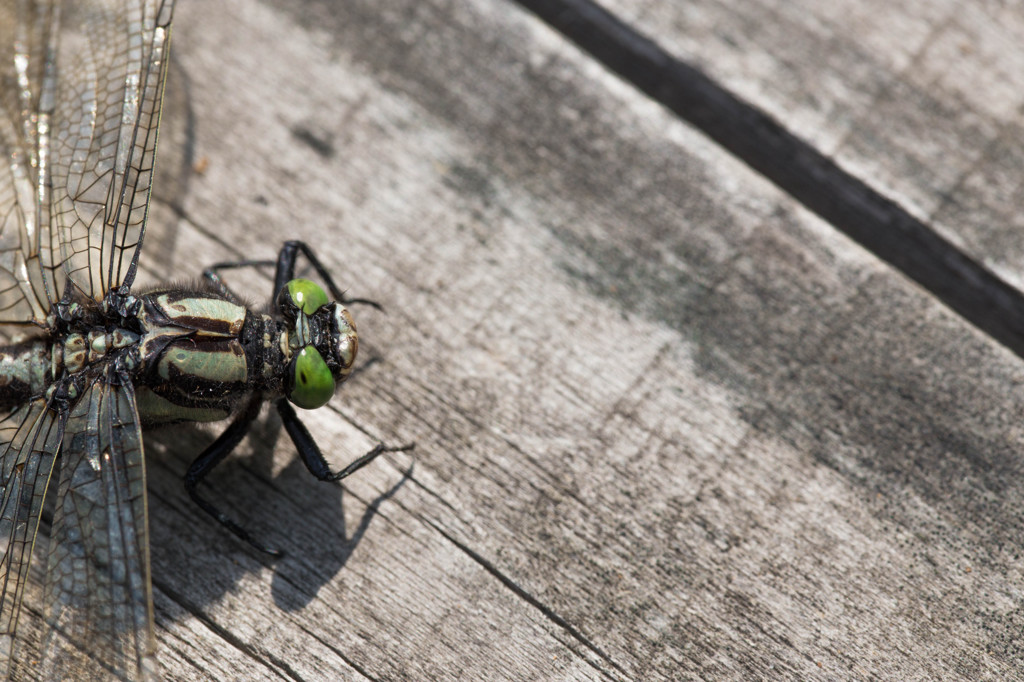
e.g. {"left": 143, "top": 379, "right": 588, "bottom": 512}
{"left": 276, "top": 399, "right": 413, "bottom": 481}
{"left": 184, "top": 397, "right": 284, "bottom": 556}
{"left": 202, "top": 259, "right": 277, "bottom": 302}
{"left": 274, "top": 241, "right": 384, "bottom": 312}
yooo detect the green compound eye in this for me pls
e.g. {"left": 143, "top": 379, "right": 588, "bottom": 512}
{"left": 289, "top": 346, "right": 335, "bottom": 409}
{"left": 286, "top": 278, "right": 329, "bottom": 315}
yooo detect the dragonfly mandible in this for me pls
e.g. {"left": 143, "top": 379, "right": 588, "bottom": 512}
{"left": 0, "top": 2, "right": 407, "bottom": 678}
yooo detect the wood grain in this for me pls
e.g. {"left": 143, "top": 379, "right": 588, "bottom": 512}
{"left": 17, "top": 0, "right": 1024, "bottom": 679}
{"left": 599, "top": 0, "right": 1024, "bottom": 293}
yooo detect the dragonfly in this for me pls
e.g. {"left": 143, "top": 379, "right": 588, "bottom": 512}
{"left": 0, "top": 1, "right": 408, "bottom": 678}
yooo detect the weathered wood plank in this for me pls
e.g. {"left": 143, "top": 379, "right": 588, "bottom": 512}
{"left": 15, "top": 0, "right": 1024, "bottom": 679}
{"left": 597, "top": 0, "right": 1024, "bottom": 291}
{"left": 149, "top": 0, "right": 1024, "bottom": 679}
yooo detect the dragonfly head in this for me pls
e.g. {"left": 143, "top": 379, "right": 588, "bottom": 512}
{"left": 277, "top": 279, "right": 358, "bottom": 410}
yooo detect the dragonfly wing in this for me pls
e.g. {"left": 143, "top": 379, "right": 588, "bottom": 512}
{"left": 0, "top": 0, "right": 176, "bottom": 319}
{"left": 0, "top": 399, "right": 63, "bottom": 678}
{"left": 40, "top": 375, "right": 155, "bottom": 680}
{"left": 0, "top": 1, "right": 60, "bottom": 322}
{"left": 47, "top": 0, "right": 175, "bottom": 300}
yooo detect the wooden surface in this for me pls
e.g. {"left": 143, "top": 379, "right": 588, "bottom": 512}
{"left": 22, "top": 0, "right": 1024, "bottom": 679}
{"left": 603, "top": 0, "right": 1024, "bottom": 289}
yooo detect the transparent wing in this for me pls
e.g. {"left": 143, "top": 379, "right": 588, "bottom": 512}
{"left": 0, "top": 1, "right": 58, "bottom": 323}
{"left": 46, "top": 0, "right": 175, "bottom": 300}
{"left": 40, "top": 374, "right": 155, "bottom": 680}
{"left": 0, "top": 399, "right": 64, "bottom": 678}
{"left": 0, "top": 0, "right": 174, "bottom": 323}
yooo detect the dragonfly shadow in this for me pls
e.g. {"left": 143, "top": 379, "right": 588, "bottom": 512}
{"left": 271, "top": 460, "right": 413, "bottom": 612}
{"left": 144, "top": 411, "right": 410, "bottom": 617}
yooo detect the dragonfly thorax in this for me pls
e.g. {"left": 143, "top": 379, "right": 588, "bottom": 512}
{"left": 126, "top": 289, "right": 258, "bottom": 424}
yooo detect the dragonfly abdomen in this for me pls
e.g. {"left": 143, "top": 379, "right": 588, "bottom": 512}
{"left": 0, "top": 340, "right": 50, "bottom": 410}
{"left": 54, "top": 329, "right": 141, "bottom": 375}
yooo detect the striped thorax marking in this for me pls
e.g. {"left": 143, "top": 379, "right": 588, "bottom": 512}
{"left": 155, "top": 293, "right": 245, "bottom": 337}
{"left": 156, "top": 343, "right": 247, "bottom": 384}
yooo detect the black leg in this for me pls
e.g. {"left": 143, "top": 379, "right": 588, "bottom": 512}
{"left": 204, "top": 242, "right": 382, "bottom": 310}
{"left": 202, "top": 259, "right": 276, "bottom": 302}
{"left": 274, "top": 241, "right": 383, "bottom": 312}
{"left": 276, "top": 399, "right": 413, "bottom": 481}
{"left": 184, "top": 397, "right": 283, "bottom": 556}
